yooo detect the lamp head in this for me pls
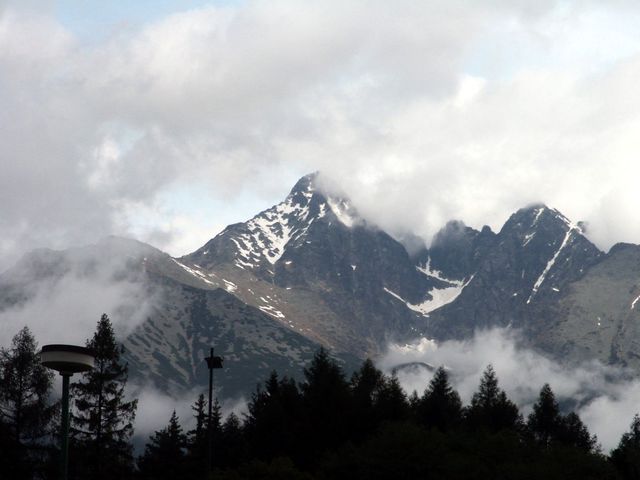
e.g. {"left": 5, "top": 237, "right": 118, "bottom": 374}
{"left": 40, "top": 344, "right": 95, "bottom": 375}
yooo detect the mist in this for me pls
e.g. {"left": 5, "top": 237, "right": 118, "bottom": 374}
{"left": 130, "top": 384, "right": 248, "bottom": 451}
{"left": 381, "top": 328, "right": 640, "bottom": 452}
{"left": 0, "top": 239, "right": 159, "bottom": 348}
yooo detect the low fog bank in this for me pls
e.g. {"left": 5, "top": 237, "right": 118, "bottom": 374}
{"left": 381, "top": 328, "right": 640, "bottom": 452}
{"left": 0, "top": 244, "right": 159, "bottom": 348}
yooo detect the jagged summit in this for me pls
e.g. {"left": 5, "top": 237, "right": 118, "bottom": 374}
{"left": 183, "top": 173, "right": 363, "bottom": 272}
{"left": 503, "top": 204, "right": 582, "bottom": 233}
{"left": 417, "top": 220, "right": 492, "bottom": 282}
{"left": 288, "top": 171, "right": 319, "bottom": 195}
{"left": 495, "top": 204, "right": 602, "bottom": 302}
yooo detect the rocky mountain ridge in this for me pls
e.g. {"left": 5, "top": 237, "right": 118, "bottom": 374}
{"left": 1, "top": 173, "right": 639, "bottom": 397}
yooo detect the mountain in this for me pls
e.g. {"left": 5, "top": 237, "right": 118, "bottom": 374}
{"left": 2, "top": 174, "right": 640, "bottom": 398}
{"left": 175, "top": 173, "right": 446, "bottom": 357}
{"left": 0, "top": 236, "right": 360, "bottom": 397}
{"left": 426, "top": 205, "right": 603, "bottom": 337}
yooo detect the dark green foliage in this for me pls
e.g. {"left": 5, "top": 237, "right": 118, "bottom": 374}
{"left": 528, "top": 383, "right": 562, "bottom": 446}
{"left": 611, "top": 414, "right": 640, "bottom": 479}
{"left": 217, "top": 412, "right": 247, "bottom": 468}
{"left": 185, "top": 394, "right": 225, "bottom": 476}
{"left": 465, "top": 365, "right": 522, "bottom": 432}
{"left": 558, "top": 412, "right": 598, "bottom": 452}
{"left": 212, "top": 457, "right": 314, "bottom": 480}
{"left": 375, "top": 373, "right": 409, "bottom": 422}
{"left": 185, "top": 393, "right": 208, "bottom": 474}
{"left": 71, "top": 314, "right": 137, "bottom": 479}
{"left": 416, "top": 366, "right": 462, "bottom": 432}
{"left": 0, "top": 326, "right": 54, "bottom": 479}
{"left": 320, "top": 422, "right": 615, "bottom": 480}
{"left": 245, "top": 371, "right": 303, "bottom": 461}
{"left": 0, "top": 326, "right": 54, "bottom": 443}
{"left": 298, "top": 347, "right": 352, "bottom": 467}
{"left": 350, "top": 359, "right": 386, "bottom": 437}
{"left": 138, "top": 411, "right": 187, "bottom": 480}
{"left": 528, "top": 384, "right": 597, "bottom": 452}
{"left": 188, "top": 393, "right": 208, "bottom": 453}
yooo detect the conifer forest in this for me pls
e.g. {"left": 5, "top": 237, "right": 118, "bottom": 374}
{"left": 3, "top": 315, "right": 640, "bottom": 479}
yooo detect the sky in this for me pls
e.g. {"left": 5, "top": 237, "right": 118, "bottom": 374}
{"left": 3, "top": 0, "right": 640, "bottom": 271}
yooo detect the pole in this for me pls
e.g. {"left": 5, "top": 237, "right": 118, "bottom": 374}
{"left": 207, "top": 347, "right": 213, "bottom": 477}
{"left": 60, "top": 373, "right": 71, "bottom": 480}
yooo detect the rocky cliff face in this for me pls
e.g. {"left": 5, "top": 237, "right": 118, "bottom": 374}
{"left": 426, "top": 205, "right": 603, "bottom": 338}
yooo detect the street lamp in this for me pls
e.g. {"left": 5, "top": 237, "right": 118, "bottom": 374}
{"left": 40, "top": 344, "right": 95, "bottom": 480}
{"left": 204, "top": 347, "right": 223, "bottom": 476}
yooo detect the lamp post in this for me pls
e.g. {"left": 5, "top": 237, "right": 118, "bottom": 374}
{"left": 40, "top": 344, "right": 95, "bottom": 480}
{"left": 204, "top": 347, "right": 223, "bottom": 476}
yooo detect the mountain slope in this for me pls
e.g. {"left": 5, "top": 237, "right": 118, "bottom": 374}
{"left": 0, "top": 236, "right": 359, "bottom": 397}
{"left": 531, "top": 243, "right": 640, "bottom": 368}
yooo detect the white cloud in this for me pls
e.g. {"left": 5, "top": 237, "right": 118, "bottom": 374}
{"left": 2, "top": 0, "right": 640, "bottom": 269}
{"left": 381, "top": 328, "right": 640, "bottom": 452}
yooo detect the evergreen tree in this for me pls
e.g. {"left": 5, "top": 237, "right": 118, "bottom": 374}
{"left": 611, "top": 414, "right": 640, "bottom": 479}
{"left": 210, "top": 397, "right": 223, "bottom": 436}
{"left": 0, "top": 326, "right": 54, "bottom": 443}
{"left": 558, "top": 412, "right": 597, "bottom": 452}
{"left": 465, "top": 365, "right": 521, "bottom": 432}
{"left": 376, "top": 374, "right": 409, "bottom": 423}
{"left": 0, "top": 326, "right": 54, "bottom": 479}
{"left": 218, "top": 412, "right": 246, "bottom": 468}
{"left": 350, "top": 359, "right": 385, "bottom": 437}
{"left": 527, "top": 383, "right": 562, "bottom": 447}
{"left": 71, "top": 314, "right": 137, "bottom": 479}
{"left": 408, "top": 390, "right": 420, "bottom": 411}
{"left": 299, "top": 348, "right": 352, "bottom": 466}
{"left": 138, "top": 411, "right": 187, "bottom": 480}
{"left": 245, "top": 372, "right": 302, "bottom": 462}
{"left": 186, "top": 394, "right": 223, "bottom": 475}
{"left": 417, "top": 366, "right": 462, "bottom": 432}
{"left": 191, "top": 393, "right": 209, "bottom": 449}
{"left": 351, "top": 359, "right": 385, "bottom": 407}
{"left": 527, "top": 384, "right": 597, "bottom": 452}
{"left": 186, "top": 393, "right": 208, "bottom": 473}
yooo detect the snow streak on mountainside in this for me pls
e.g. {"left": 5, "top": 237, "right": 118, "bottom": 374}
{"left": 526, "top": 208, "right": 581, "bottom": 304}
{"left": 384, "top": 256, "right": 474, "bottom": 317}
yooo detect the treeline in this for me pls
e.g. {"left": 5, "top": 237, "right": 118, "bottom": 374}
{"left": 3, "top": 318, "right": 640, "bottom": 479}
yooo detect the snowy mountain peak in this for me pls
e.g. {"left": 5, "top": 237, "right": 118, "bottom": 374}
{"left": 185, "top": 173, "right": 364, "bottom": 271}
{"left": 288, "top": 171, "right": 319, "bottom": 197}
{"left": 289, "top": 172, "right": 361, "bottom": 228}
{"left": 501, "top": 204, "right": 581, "bottom": 248}
{"left": 224, "top": 181, "right": 320, "bottom": 268}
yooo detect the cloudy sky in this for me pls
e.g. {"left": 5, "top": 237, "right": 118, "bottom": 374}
{"left": 2, "top": 0, "right": 640, "bottom": 271}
